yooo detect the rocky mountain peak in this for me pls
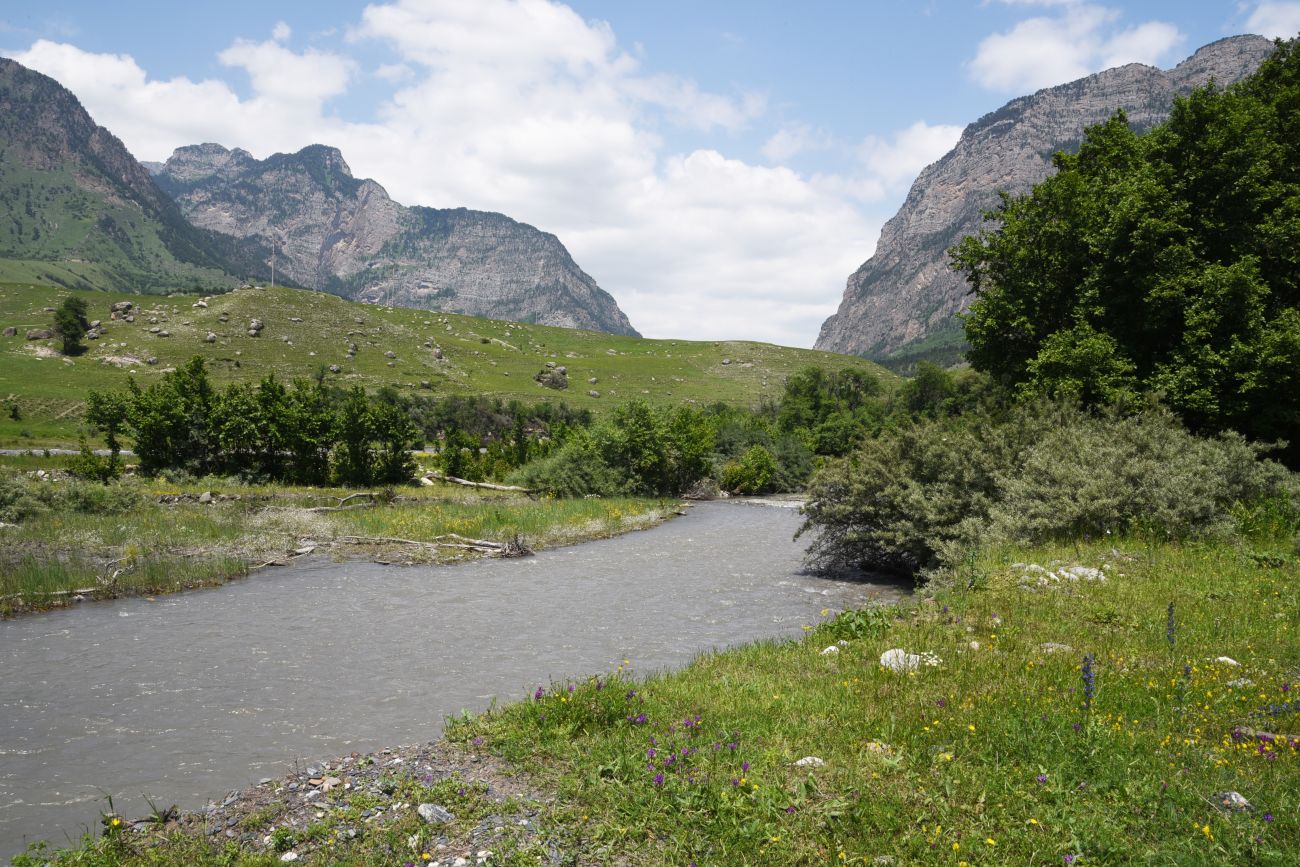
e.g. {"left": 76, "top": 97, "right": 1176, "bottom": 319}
{"left": 155, "top": 143, "right": 639, "bottom": 336}
{"left": 815, "top": 34, "right": 1276, "bottom": 362}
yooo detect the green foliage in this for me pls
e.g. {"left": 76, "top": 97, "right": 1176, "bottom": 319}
{"left": 65, "top": 437, "right": 121, "bottom": 483}
{"left": 802, "top": 403, "right": 1299, "bottom": 576}
{"left": 955, "top": 40, "right": 1300, "bottom": 455}
{"left": 720, "top": 444, "right": 778, "bottom": 494}
{"left": 0, "top": 474, "right": 143, "bottom": 523}
{"left": 93, "top": 357, "right": 427, "bottom": 487}
{"left": 51, "top": 295, "right": 89, "bottom": 355}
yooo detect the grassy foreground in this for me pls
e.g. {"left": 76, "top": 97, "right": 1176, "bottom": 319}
{"left": 16, "top": 534, "right": 1297, "bottom": 865}
{"left": 0, "top": 462, "right": 673, "bottom": 617}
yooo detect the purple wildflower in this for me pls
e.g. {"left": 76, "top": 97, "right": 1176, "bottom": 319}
{"left": 534, "top": 686, "right": 544, "bottom": 700}
{"left": 1264, "top": 813, "right": 1275, "bottom": 822}
{"left": 742, "top": 761, "right": 750, "bottom": 772}
{"left": 1081, "top": 653, "right": 1096, "bottom": 710}
{"left": 1036, "top": 773, "right": 1047, "bottom": 784}
{"left": 936, "top": 699, "right": 946, "bottom": 708}
{"left": 785, "top": 806, "right": 796, "bottom": 814}
{"left": 647, "top": 748, "right": 657, "bottom": 759}
{"left": 654, "top": 772, "right": 664, "bottom": 787}
{"left": 473, "top": 737, "right": 483, "bottom": 747}
{"left": 568, "top": 684, "right": 575, "bottom": 694}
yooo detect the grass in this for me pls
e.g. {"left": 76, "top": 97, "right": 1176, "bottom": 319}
{"left": 0, "top": 281, "right": 890, "bottom": 447}
{"left": 16, "top": 533, "right": 1297, "bottom": 865}
{"left": 0, "top": 469, "right": 674, "bottom": 616}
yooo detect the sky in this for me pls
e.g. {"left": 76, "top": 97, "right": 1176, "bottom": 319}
{"left": 3, "top": 1, "right": 1299, "bottom": 347}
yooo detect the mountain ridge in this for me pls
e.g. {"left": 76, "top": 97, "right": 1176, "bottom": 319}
{"left": 0, "top": 57, "right": 269, "bottom": 292}
{"left": 154, "top": 143, "right": 640, "bottom": 337}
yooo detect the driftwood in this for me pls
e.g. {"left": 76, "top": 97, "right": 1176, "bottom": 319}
{"left": 336, "top": 533, "right": 532, "bottom": 557}
{"left": 425, "top": 472, "right": 537, "bottom": 496}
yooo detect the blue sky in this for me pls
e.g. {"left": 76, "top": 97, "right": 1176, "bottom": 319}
{"left": 2, "top": 1, "right": 1297, "bottom": 346}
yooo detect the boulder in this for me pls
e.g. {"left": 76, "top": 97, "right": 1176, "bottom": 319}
{"left": 1, "top": 326, "right": 15, "bottom": 337}
{"left": 433, "top": 347, "right": 444, "bottom": 360}
{"left": 110, "top": 300, "right": 133, "bottom": 314}
{"left": 587, "top": 389, "right": 600, "bottom": 398}
{"left": 26, "top": 328, "right": 53, "bottom": 340}
{"left": 328, "top": 364, "right": 341, "bottom": 374}
{"left": 384, "top": 350, "right": 397, "bottom": 359}
{"left": 204, "top": 332, "right": 217, "bottom": 343}
{"left": 534, "top": 368, "right": 568, "bottom": 390}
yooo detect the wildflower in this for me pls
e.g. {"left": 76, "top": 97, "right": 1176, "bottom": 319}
{"left": 742, "top": 761, "right": 750, "bottom": 772}
{"left": 952, "top": 843, "right": 959, "bottom": 851}
{"left": 1264, "top": 813, "right": 1275, "bottom": 822}
{"left": 1201, "top": 824, "right": 1213, "bottom": 841}
{"left": 1081, "top": 653, "right": 1096, "bottom": 710}
{"left": 110, "top": 817, "right": 121, "bottom": 827}
{"left": 1037, "top": 773, "right": 1048, "bottom": 784}
{"left": 1064, "top": 856, "right": 1076, "bottom": 865}
{"left": 567, "top": 684, "right": 575, "bottom": 693}
{"left": 968, "top": 724, "right": 976, "bottom": 732}
{"left": 533, "top": 686, "right": 544, "bottom": 700}
{"left": 785, "top": 806, "right": 796, "bottom": 814}
{"left": 986, "top": 837, "right": 996, "bottom": 846}
{"left": 654, "top": 772, "right": 664, "bottom": 787}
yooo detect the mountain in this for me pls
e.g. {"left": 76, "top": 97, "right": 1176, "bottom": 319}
{"left": 153, "top": 144, "right": 640, "bottom": 336}
{"left": 815, "top": 35, "right": 1277, "bottom": 363}
{"left": 0, "top": 58, "right": 265, "bottom": 292}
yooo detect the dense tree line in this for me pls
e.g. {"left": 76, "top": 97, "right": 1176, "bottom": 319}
{"left": 85, "top": 357, "right": 420, "bottom": 486}
{"left": 953, "top": 37, "right": 1300, "bottom": 454}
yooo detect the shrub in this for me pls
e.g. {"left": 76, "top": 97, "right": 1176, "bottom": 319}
{"left": 507, "top": 435, "right": 628, "bottom": 497}
{"left": 719, "top": 445, "right": 778, "bottom": 494}
{"left": 801, "top": 403, "right": 1298, "bottom": 577}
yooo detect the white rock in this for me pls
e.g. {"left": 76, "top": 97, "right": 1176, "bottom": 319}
{"left": 820, "top": 646, "right": 840, "bottom": 655}
{"left": 1211, "top": 790, "right": 1253, "bottom": 812}
{"left": 280, "top": 853, "right": 300, "bottom": 863}
{"left": 1214, "top": 656, "right": 1241, "bottom": 666}
{"left": 880, "top": 648, "right": 941, "bottom": 672}
{"left": 792, "top": 756, "right": 825, "bottom": 767}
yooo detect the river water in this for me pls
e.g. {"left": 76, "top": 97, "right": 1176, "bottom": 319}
{"left": 0, "top": 501, "right": 907, "bottom": 858}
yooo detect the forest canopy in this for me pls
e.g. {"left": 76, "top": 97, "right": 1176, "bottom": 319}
{"left": 953, "top": 36, "right": 1300, "bottom": 452}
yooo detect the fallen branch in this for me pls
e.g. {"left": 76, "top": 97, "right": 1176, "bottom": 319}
{"left": 425, "top": 472, "right": 536, "bottom": 495}
{"left": 335, "top": 533, "right": 532, "bottom": 557}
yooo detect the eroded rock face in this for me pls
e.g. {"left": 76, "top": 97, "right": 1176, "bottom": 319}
{"left": 815, "top": 36, "right": 1276, "bottom": 360}
{"left": 155, "top": 144, "right": 639, "bottom": 336}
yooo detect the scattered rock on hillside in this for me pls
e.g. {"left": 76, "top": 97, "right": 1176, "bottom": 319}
{"left": 26, "top": 328, "right": 52, "bottom": 340}
{"left": 329, "top": 364, "right": 341, "bottom": 373}
{"left": 384, "top": 350, "right": 396, "bottom": 359}
{"left": 534, "top": 368, "right": 568, "bottom": 390}
{"left": 587, "top": 390, "right": 600, "bottom": 398}
{"left": 1, "top": 327, "right": 15, "bottom": 337}
{"left": 204, "top": 332, "right": 217, "bottom": 343}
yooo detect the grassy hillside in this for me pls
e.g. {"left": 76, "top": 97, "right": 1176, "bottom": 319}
{"left": 0, "top": 282, "right": 889, "bottom": 447}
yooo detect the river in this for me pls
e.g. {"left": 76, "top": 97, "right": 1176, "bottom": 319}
{"left": 0, "top": 500, "right": 907, "bottom": 859}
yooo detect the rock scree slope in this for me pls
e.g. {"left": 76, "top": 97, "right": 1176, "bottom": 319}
{"left": 814, "top": 35, "right": 1276, "bottom": 361}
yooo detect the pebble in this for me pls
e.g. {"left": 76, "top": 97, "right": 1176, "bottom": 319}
{"left": 280, "top": 853, "right": 299, "bottom": 863}
{"left": 1210, "top": 791, "right": 1253, "bottom": 812}
{"left": 879, "top": 648, "right": 941, "bottom": 672}
{"left": 820, "top": 646, "right": 839, "bottom": 655}
{"left": 792, "top": 756, "right": 825, "bottom": 767}
{"left": 418, "top": 803, "right": 455, "bottom": 825}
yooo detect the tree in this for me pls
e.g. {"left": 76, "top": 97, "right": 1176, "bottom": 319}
{"left": 953, "top": 38, "right": 1300, "bottom": 453}
{"left": 52, "top": 296, "right": 89, "bottom": 355}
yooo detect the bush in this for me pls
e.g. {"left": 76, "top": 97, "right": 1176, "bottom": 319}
{"left": 720, "top": 445, "right": 778, "bottom": 494}
{"left": 801, "top": 403, "right": 1298, "bottom": 577}
{"left": 507, "top": 435, "right": 628, "bottom": 497}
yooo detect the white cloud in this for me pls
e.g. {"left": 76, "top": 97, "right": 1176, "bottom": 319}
{"left": 970, "top": 2, "right": 1184, "bottom": 92}
{"left": 761, "top": 124, "right": 832, "bottom": 162}
{"left": 1246, "top": 2, "right": 1300, "bottom": 38}
{"left": 271, "top": 21, "right": 291, "bottom": 43}
{"left": 4, "top": 0, "right": 875, "bottom": 347}
{"left": 854, "top": 121, "right": 963, "bottom": 199}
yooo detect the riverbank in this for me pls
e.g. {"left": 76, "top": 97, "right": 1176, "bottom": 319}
{"left": 0, "top": 463, "right": 676, "bottom": 617}
{"left": 15, "top": 533, "right": 1296, "bottom": 865}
